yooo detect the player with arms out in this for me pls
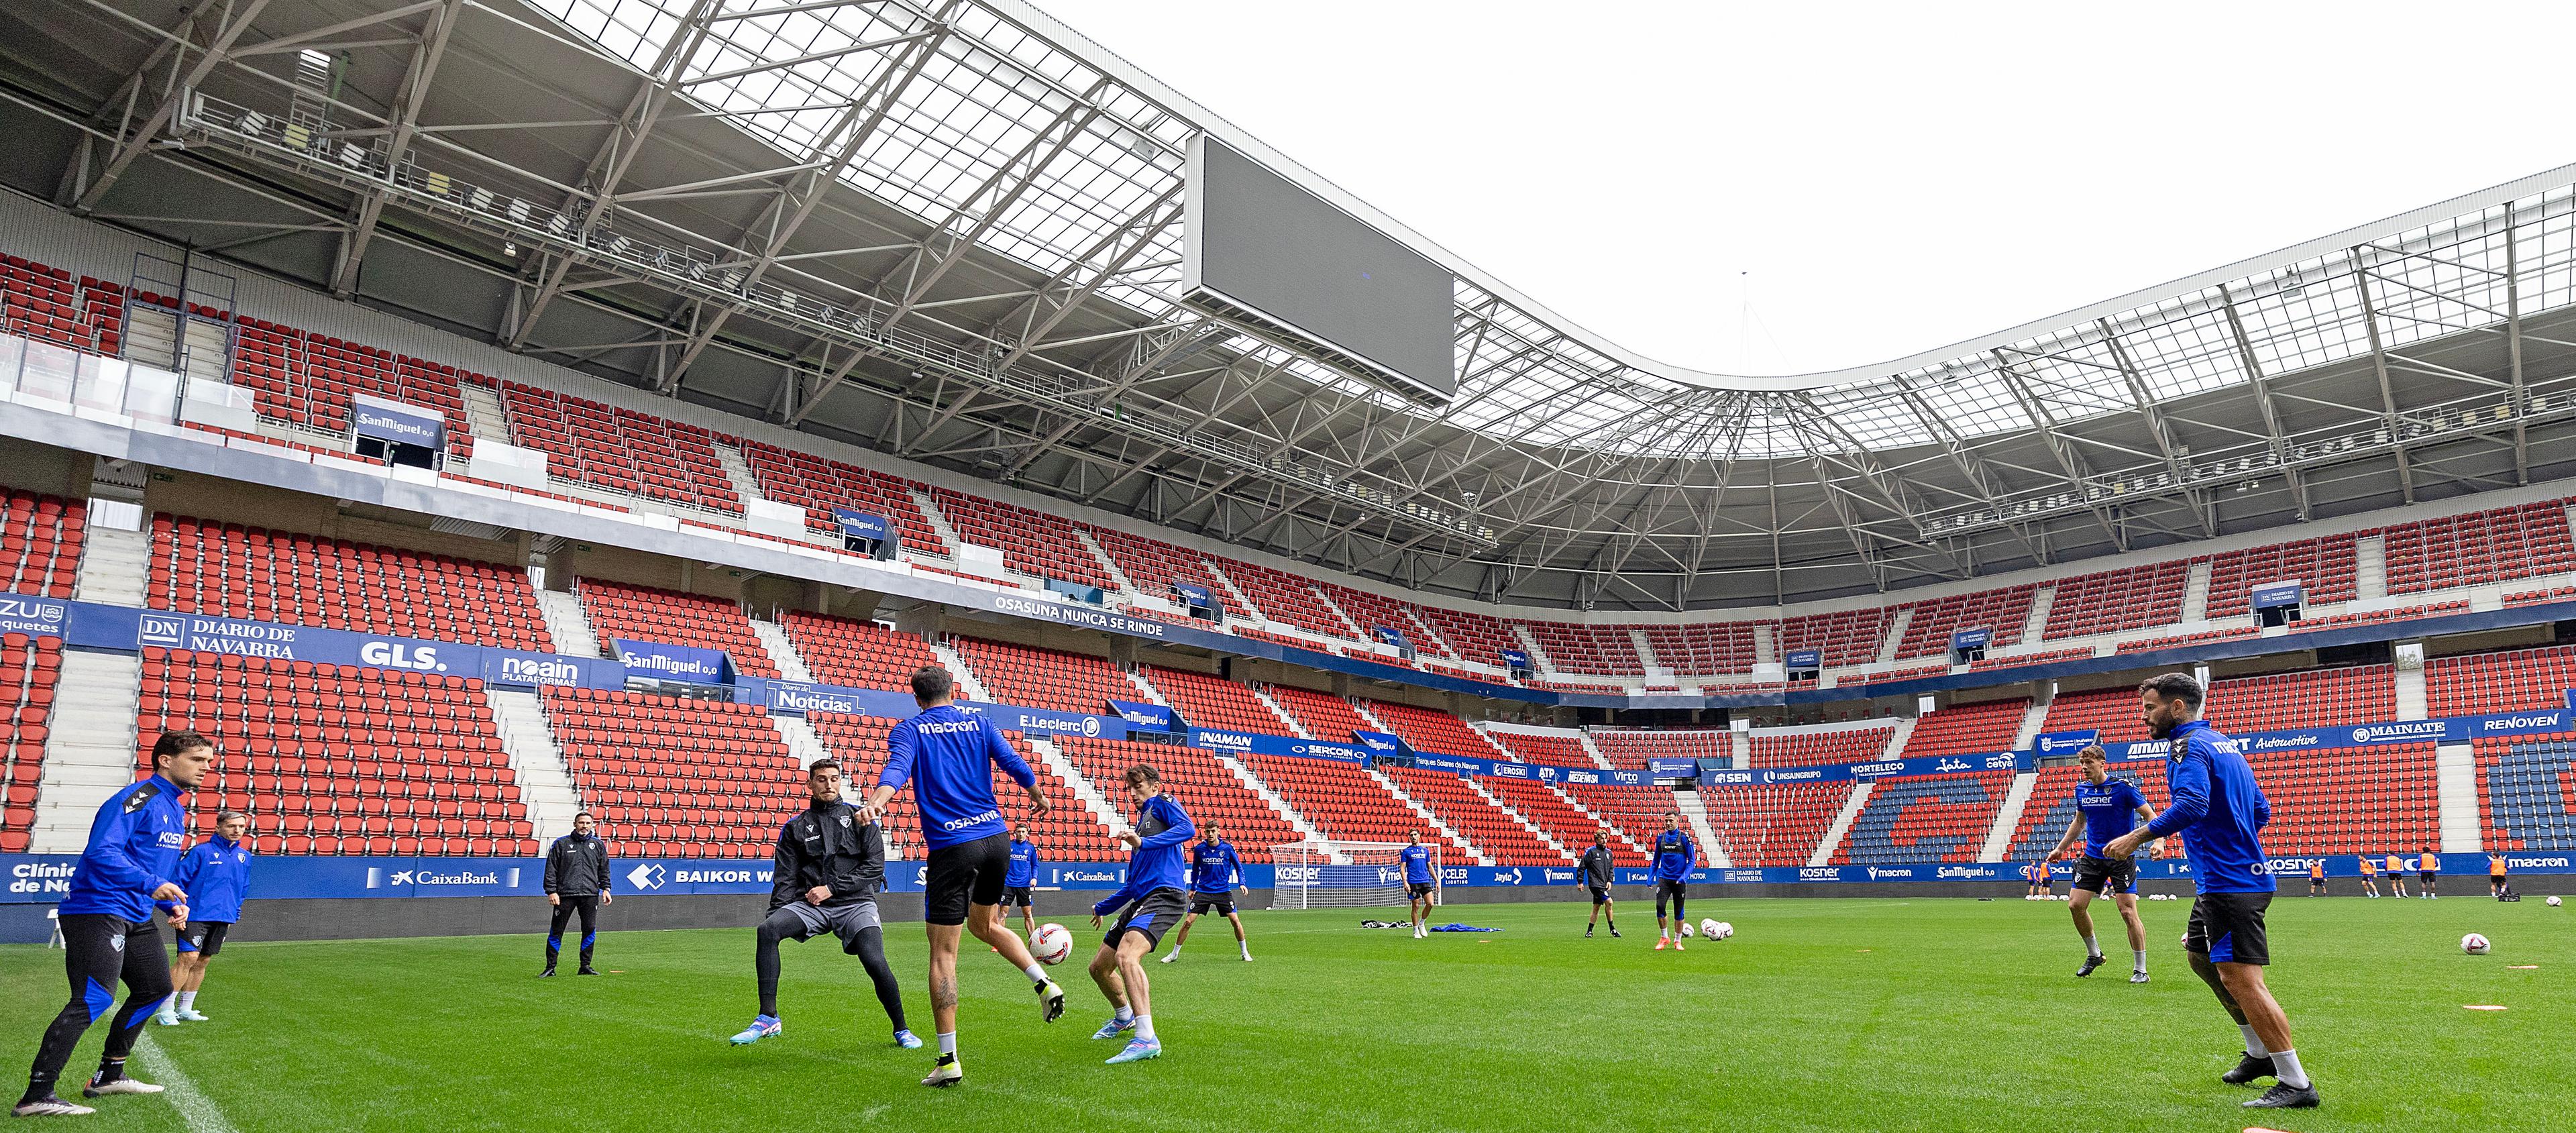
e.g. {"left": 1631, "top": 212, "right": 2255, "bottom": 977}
{"left": 1576, "top": 830, "right": 1619, "bottom": 938}
{"left": 1399, "top": 831, "right": 1437, "bottom": 939}
{"left": 729, "top": 759, "right": 916, "bottom": 1050}
{"left": 857, "top": 667, "right": 1065, "bottom": 1089}
{"left": 1086, "top": 764, "right": 1195, "bottom": 1064}
{"left": 2103, "top": 673, "right": 2319, "bottom": 1111}
{"left": 1651, "top": 814, "right": 1696, "bottom": 951}
{"left": 1159, "top": 822, "right": 1249, "bottom": 963}
{"left": 2046, "top": 746, "right": 2159, "bottom": 982}
{"left": 16, "top": 731, "right": 211, "bottom": 1116}
{"left": 2357, "top": 851, "right": 2379, "bottom": 898}
{"left": 1003, "top": 824, "right": 1040, "bottom": 938}
{"left": 156, "top": 808, "right": 252, "bottom": 1025}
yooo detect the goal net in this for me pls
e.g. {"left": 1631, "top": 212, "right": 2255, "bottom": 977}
{"left": 1269, "top": 841, "right": 1438, "bottom": 910}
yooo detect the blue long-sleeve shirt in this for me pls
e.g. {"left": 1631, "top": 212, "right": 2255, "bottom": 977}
{"left": 58, "top": 775, "right": 190, "bottom": 922}
{"left": 1006, "top": 837, "right": 1038, "bottom": 887}
{"left": 1189, "top": 839, "right": 1241, "bottom": 894}
{"left": 172, "top": 834, "right": 250, "bottom": 923}
{"left": 877, "top": 705, "right": 1037, "bottom": 850}
{"left": 1093, "top": 794, "right": 1195, "bottom": 914}
{"left": 2144, "top": 720, "right": 2275, "bottom": 894}
{"left": 1651, "top": 829, "right": 1697, "bottom": 881}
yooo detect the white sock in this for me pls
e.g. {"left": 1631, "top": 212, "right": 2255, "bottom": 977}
{"left": 176, "top": 991, "right": 197, "bottom": 1012}
{"left": 2083, "top": 935, "right": 2100, "bottom": 958}
{"left": 1022, "top": 963, "right": 1049, "bottom": 985}
{"left": 2132, "top": 950, "right": 2147, "bottom": 971}
{"left": 1114, "top": 1005, "right": 1133, "bottom": 1024}
{"left": 1134, "top": 1014, "right": 1156, "bottom": 1042}
{"left": 936, "top": 1032, "right": 957, "bottom": 1057}
{"left": 2239, "top": 1024, "right": 2269, "bottom": 1058}
{"left": 1166, "top": 946, "right": 1181, "bottom": 957}
{"left": 2270, "top": 1048, "right": 2308, "bottom": 1089}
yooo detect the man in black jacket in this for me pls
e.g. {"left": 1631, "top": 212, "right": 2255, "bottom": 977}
{"left": 1576, "top": 830, "right": 1619, "bottom": 938}
{"left": 541, "top": 812, "right": 612, "bottom": 976}
{"left": 727, "top": 759, "right": 916, "bottom": 1048}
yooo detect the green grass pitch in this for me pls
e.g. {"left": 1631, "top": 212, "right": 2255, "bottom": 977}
{"left": 1, "top": 896, "right": 2565, "bottom": 1131}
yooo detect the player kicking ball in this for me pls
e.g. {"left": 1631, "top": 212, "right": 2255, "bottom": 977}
{"left": 1650, "top": 814, "right": 1696, "bottom": 951}
{"left": 2045, "top": 746, "right": 2159, "bottom": 983}
{"left": 729, "top": 759, "right": 916, "bottom": 1050}
{"left": 1087, "top": 764, "right": 1194, "bottom": 1065}
{"left": 1161, "top": 823, "right": 1250, "bottom": 963}
{"left": 1399, "top": 831, "right": 1436, "bottom": 938}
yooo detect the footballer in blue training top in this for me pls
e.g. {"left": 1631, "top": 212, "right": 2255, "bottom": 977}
{"left": 1651, "top": 814, "right": 1697, "bottom": 951}
{"left": 2045, "top": 745, "right": 2160, "bottom": 983}
{"left": 1003, "top": 824, "right": 1040, "bottom": 937}
{"left": 2102, "top": 673, "right": 2319, "bottom": 1112}
{"left": 1085, "top": 763, "right": 1195, "bottom": 1065}
{"left": 1399, "top": 832, "right": 1436, "bottom": 938}
{"left": 160, "top": 808, "right": 253, "bottom": 1026}
{"left": 1160, "top": 823, "right": 1250, "bottom": 963}
{"left": 859, "top": 666, "right": 1063, "bottom": 1089}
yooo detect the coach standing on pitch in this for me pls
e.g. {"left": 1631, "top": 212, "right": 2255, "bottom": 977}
{"left": 15, "top": 731, "right": 211, "bottom": 1118}
{"left": 2104, "top": 673, "right": 2317, "bottom": 1111}
{"left": 541, "top": 812, "right": 612, "bottom": 977}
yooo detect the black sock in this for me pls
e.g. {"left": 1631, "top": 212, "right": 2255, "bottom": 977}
{"left": 90, "top": 1059, "right": 123, "bottom": 1086}
{"left": 934, "top": 1053, "right": 957, "bottom": 1066}
{"left": 21, "top": 1080, "right": 53, "bottom": 1106}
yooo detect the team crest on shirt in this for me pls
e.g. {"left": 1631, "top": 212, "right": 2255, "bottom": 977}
{"left": 123, "top": 783, "right": 161, "bottom": 813}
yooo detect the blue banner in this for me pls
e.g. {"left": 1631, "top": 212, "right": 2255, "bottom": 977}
{"left": 1703, "top": 749, "right": 2027, "bottom": 786}
{"left": 1784, "top": 649, "right": 1822, "bottom": 669}
{"left": 350, "top": 394, "right": 445, "bottom": 449}
{"left": 831, "top": 508, "right": 890, "bottom": 543}
{"left": 740, "top": 677, "right": 1127, "bottom": 741}
{"left": 2032, "top": 729, "right": 2100, "bottom": 757}
{"left": 2251, "top": 582, "right": 2304, "bottom": 609}
{"left": 1186, "top": 728, "right": 1367, "bottom": 761}
{"left": 1352, "top": 729, "right": 1411, "bottom": 759}
{"left": 1499, "top": 647, "right": 1532, "bottom": 669}
{"left": 611, "top": 637, "right": 732, "bottom": 685}
{"left": 1648, "top": 757, "right": 1701, "bottom": 779}
{"left": 482, "top": 649, "right": 623, "bottom": 690}
{"left": 1107, "top": 698, "right": 1177, "bottom": 733}
{"left": 1373, "top": 625, "right": 1410, "bottom": 650}
{"left": 0, "top": 592, "right": 70, "bottom": 637}
{"left": 1949, "top": 627, "right": 1991, "bottom": 651}
{"left": 1562, "top": 765, "right": 1649, "bottom": 787}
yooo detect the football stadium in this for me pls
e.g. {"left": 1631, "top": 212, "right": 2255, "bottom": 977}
{"left": 0, "top": 0, "right": 2571, "bottom": 1128}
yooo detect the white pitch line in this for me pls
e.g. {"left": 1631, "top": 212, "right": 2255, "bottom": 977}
{"left": 132, "top": 1035, "right": 237, "bottom": 1133}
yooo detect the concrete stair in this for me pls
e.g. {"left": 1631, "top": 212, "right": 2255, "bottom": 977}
{"left": 2181, "top": 559, "right": 2213, "bottom": 622}
{"left": 1365, "top": 767, "right": 1489, "bottom": 865}
{"left": 928, "top": 641, "right": 994, "bottom": 702}
{"left": 460, "top": 380, "right": 514, "bottom": 444}
{"left": 1808, "top": 781, "right": 1875, "bottom": 869}
{"left": 905, "top": 487, "right": 965, "bottom": 554}
{"left": 1250, "top": 688, "right": 1312, "bottom": 738}
{"left": 769, "top": 714, "right": 834, "bottom": 770}
{"left": 1979, "top": 772, "right": 2039, "bottom": 861}
{"left": 1026, "top": 736, "right": 1126, "bottom": 836}
{"left": 1675, "top": 789, "right": 1730, "bottom": 869}
{"left": 1211, "top": 754, "right": 1330, "bottom": 849}
{"left": 710, "top": 441, "right": 769, "bottom": 506}
{"left": 535, "top": 588, "right": 599, "bottom": 659}
{"left": 488, "top": 687, "right": 582, "bottom": 843}
{"left": 1120, "top": 669, "right": 1167, "bottom": 706}
{"left": 1460, "top": 777, "right": 1574, "bottom": 863}
{"left": 749, "top": 618, "right": 817, "bottom": 683}
{"left": 70, "top": 525, "right": 150, "bottom": 606}
{"left": 2434, "top": 743, "right": 2483, "bottom": 853}
{"left": 1072, "top": 528, "right": 1137, "bottom": 598}
{"left": 2356, "top": 534, "right": 2389, "bottom": 599}
{"left": 1876, "top": 608, "right": 1914, "bottom": 665}
{"left": 29, "top": 650, "right": 144, "bottom": 852}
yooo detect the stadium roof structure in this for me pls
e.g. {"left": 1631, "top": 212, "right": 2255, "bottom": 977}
{"left": 8, "top": 0, "right": 2576, "bottom": 610}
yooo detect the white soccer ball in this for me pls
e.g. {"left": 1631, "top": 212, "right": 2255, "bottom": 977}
{"left": 1031, "top": 922, "right": 1073, "bottom": 966}
{"left": 1699, "top": 918, "right": 1719, "bottom": 939}
{"left": 2549, "top": 896, "right": 2563, "bottom": 908}
{"left": 1713, "top": 920, "right": 1734, "bottom": 940}
{"left": 2461, "top": 932, "right": 2491, "bottom": 956}
{"left": 1678, "top": 920, "right": 1694, "bottom": 938}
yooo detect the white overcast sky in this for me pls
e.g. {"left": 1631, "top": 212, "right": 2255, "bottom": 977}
{"left": 1040, "top": 0, "right": 2576, "bottom": 376}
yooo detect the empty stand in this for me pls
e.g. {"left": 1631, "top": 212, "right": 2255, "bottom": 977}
{"left": 1358, "top": 698, "right": 1495, "bottom": 758}
{"left": 497, "top": 382, "right": 741, "bottom": 512}
{"left": 1052, "top": 736, "right": 1298, "bottom": 861}
{"left": 148, "top": 515, "right": 550, "bottom": 649}
{"left": 2042, "top": 562, "right": 2188, "bottom": 639}
{"left": 1216, "top": 557, "right": 1353, "bottom": 640}
{"left": 1701, "top": 782, "right": 1846, "bottom": 867}
{"left": 1778, "top": 608, "right": 1893, "bottom": 668}
{"left": 948, "top": 637, "right": 1130, "bottom": 716}
{"left": 1589, "top": 729, "right": 1730, "bottom": 769}
{"left": 737, "top": 441, "right": 945, "bottom": 554}
{"left": 1481, "top": 774, "right": 1623, "bottom": 859}
{"left": 928, "top": 488, "right": 1116, "bottom": 590}
{"left": 1893, "top": 586, "right": 2037, "bottom": 660}
{"left": 1833, "top": 771, "right": 2015, "bottom": 865}
{"left": 1749, "top": 726, "right": 1896, "bottom": 768}
{"left": 1900, "top": 699, "right": 2029, "bottom": 759}
{"left": 1085, "top": 526, "right": 1219, "bottom": 600}
{"left": 1140, "top": 666, "right": 1287, "bottom": 735}
{"left": 141, "top": 651, "right": 528, "bottom": 856}
{"left": 1240, "top": 753, "right": 1424, "bottom": 845}
{"left": 1265, "top": 684, "right": 1373, "bottom": 742}
{"left": 804, "top": 711, "right": 1103, "bottom": 857}
{"left": 542, "top": 687, "right": 794, "bottom": 856}
{"left": 575, "top": 580, "right": 778, "bottom": 678}
{"left": 2204, "top": 665, "right": 2394, "bottom": 735}
{"left": 1381, "top": 764, "right": 1562, "bottom": 863}
{"left": 2037, "top": 687, "right": 2154, "bottom": 746}
{"left": 2381, "top": 501, "right": 2575, "bottom": 594}
{"left": 0, "top": 633, "right": 60, "bottom": 851}
{"left": 1521, "top": 623, "right": 1645, "bottom": 676}
{"left": 1, "top": 490, "right": 83, "bottom": 599}
{"left": 1641, "top": 623, "right": 1760, "bottom": 677}
{"left": 1415, "top": 605, "right": 1519, "bottom": 669}
{"left": 779, "top": 611, "right": 941, "bottom": 692}
{"left": 2243, "top": 744, "right": 2438, "bottom": 856}
{"left": 2475, "top": 734, "right": 2576, "bottom": 851}
{"left": 2203, "top": 535, "right": 2359, "bottom": 618}
{"left": 2428, "top": 643, "right": 2576, "bottom": 718}
{"left": 2004, "top": 762, "right": 2176, "bottom": 861}
{"left": 2, "top": 257, "right": 115, "bottom": 352}
{"left": 1324, "top": 584, "right": 1449, "bottom": 658}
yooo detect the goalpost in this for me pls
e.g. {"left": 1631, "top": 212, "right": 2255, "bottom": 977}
{"left": 1269, "top": 841, "right": 1440, "bottom": 910}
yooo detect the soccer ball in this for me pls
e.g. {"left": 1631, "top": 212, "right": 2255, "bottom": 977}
{"left": 1713, "top": 920, "right": 1735, "bottom": 940}
{"left": 1678, "top": 921, "right": 1695, "bottom": 938}
{"left": 1699, "top": 918, "right": 1719, "bottom": 939}
{"left": 2549, "top": 896, "right": 2563, "bottom": 908}
{"left": 1030, "top": 923, "right": 1073, "bottom": 966}
{"left": 2461, "top": 932, "right": 2491, "bottom": 956}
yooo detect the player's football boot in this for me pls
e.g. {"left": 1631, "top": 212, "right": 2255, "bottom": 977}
{"left": 2221, "top": 1052, "right": 2276, "bottom": 1085}
{"left": 10, "top": 1095, "right": 93, "bottom": 1117}
{"left": 1609, "top": 928, "right": 1621, "bottom": 938}
{"left": 2243, "top": 1081, "right": 2320, "bottom": 1109}
{"left": 894, "top": 1029, "right": 923, "bottom": 1049}
{"left": 921, "top": 1056, "right": 963, "bottom": 1087}
{"left": 1654, "top": 937, "right": 1668, "bottom": 951}
{"left": 1038, "top": 981, "right": 1066, "bottom": 1023}
{"left": 1105, "top": 1038, "right": 1163, "bottom": 1065}
{"left": 2128, "top": 971, "right": 2149, "bottom": 984}
{"left": 81, "top": 1077, "right": 161, "bottom": 1098}
{"left": 178, "top": 1009, "right": 209, "bottom": 1022}
{"left": 2076, "top": 954, "right": 2105, "bottom": 977}
{"left": 152, "top": 1010, "right": 184, "bottom": 1026}
{"left": 1091, "top": 1016, "right": 1136, "bottom": 1040}
{"left": 1672, "top": 939, "right": 1684, "bottom": 952}
{"left": 727, "top": 1015, "right": 782, "bottom": 1045}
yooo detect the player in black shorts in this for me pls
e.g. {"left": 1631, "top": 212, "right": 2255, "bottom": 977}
{"left": 1003, "top": 826, "right": 1040, "bottom": 937}
{"left": 1161, "top": 824, "right": 1250, "bottom": 963}
{"left": 1087, "top": 765, "right": 1195, "bottom": 1064}
{"left": 1575, "top": 830, "right": 1619, "bottom": 938}
{"left": 2047, "top": 747, "right": 2159, "bottom": 983}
